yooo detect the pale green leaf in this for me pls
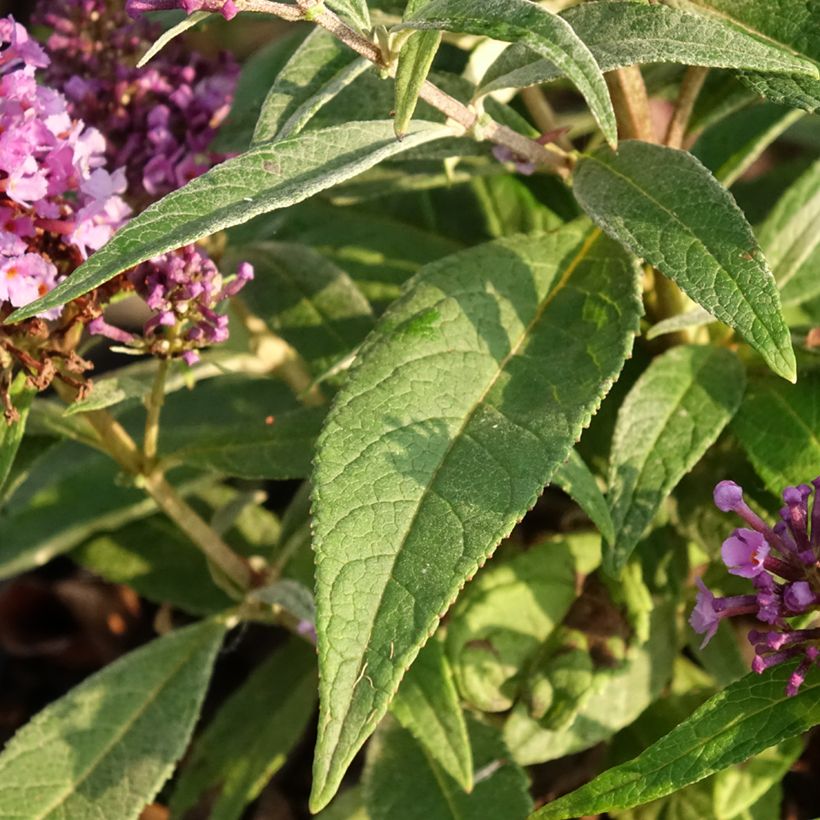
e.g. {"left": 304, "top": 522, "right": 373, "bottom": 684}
{"left": 390, "top": 638, "right": 473, "bottom": 792}
{"left": 0, "top": 374, "right": 33, "bottom": 495}
{"left": 364, "top": 717, "right": 532, "bottom": 820}
{"left": 400, "top": 0, "right": 618, "bottom": 146}
{"left": 327, "top": 0, "right": 371, "bottom": 31}
{"left": 310, "top": 222, "right": 641, "bottom": 810}
{"left": 733, "top": 370, "right": 820, "bottom": 494}
{"left": 137, "top": 11, "right": 210, "bottom": 68}
{"left": 252, "top": 28, "right": 370, "bottom": 144}
{"left": 606, "top": 346, "right": 746, "bottom": 573}
{"left": 0, "top": 619, "right": 226, "bottom": 820}
{"left": 646, "top": 308, "right": 715, "bottom": 341}
{"left": 317, "top": 788, "right": 369, "bottom": 820}
{"left": 553, "top": 449, "right": 614, "bottom": 543}
{"left": 478, "top": 1, "right": 819, "bottom": 97}
{"left": 169, "top": 639, "right": 316, "bottom": 820}
{"left": 8, "top": 121, "right": 451, "bottom": 322}
{"left": 531, "top": 665, "right": 820, "bottom": 819}
{"left": 573, "top": 140, "right": 796, "bottom": 382}
{"left": 394, "top": 31, "right": 442, "bottom": 138}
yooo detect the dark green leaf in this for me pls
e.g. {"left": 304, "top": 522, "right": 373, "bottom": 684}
{"left": 532, "top": 665, "right": 820, "bottom": 819}
{"left": 8, "top": 121, "right": 451, "bottom": 322}
{"left": 170, "top": 639, "right": 316, "bottom": 820}
{"left": 394, "top": 31, "right": 442, "bottom": 138}
{"left": 553, "top": 449, "right": 614, "bottom": 543}
{"left": 310, "top": 222, "right": 641, "bottom": 810}
{"left": 573, "top": 140, "right": 796, "bottom": 382}
{"left": 0, "top": 374, "right": 33, "bottom": 495}
{"left": 0, "top": 619, "right": 225, "bottom": 820}
{"left": 606, "top": 346, "right": 746, "bottom": 573}
{"left": 401, "top": 0, "right": 617, "bottom": 146}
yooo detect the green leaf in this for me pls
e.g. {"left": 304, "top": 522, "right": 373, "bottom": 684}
{"left": 327, "top": 0, "right": 371, "bottom": 31}
{"left": 477, "top": 1, "right": 819, "bottom": 97}
{"left": 553, "top": 449, "right": 614, "bottom": 544}
{"left": 310, "top": 221, "right": 642, "bottom": 810}
{"left": 228, "top": 241, "right": 375, "bottom": 374}
{"left": 394, "top": 31, "right": 442, "bottom": 138}
{"left": 0, "top": 374, "right": 34, "bottom": 495}
{"left": 757, "top": 158, "right": 820, "bottom": 306}
{"left": 667, "top": 0, "right": 820, "bottom": 111}
{"left": 606, "top": 346, "right": 746, "bottom": 573}
{"left": 317, "top": 787, "right": 369, "bottom": 820}
{"left": 137, "top": 10, "right": 210, "bottom": 68}
{"left": 733, "top": 370, "right": 820, "bottom": 494}
{"left": 573, "top": 140, "right": 796, "bottom": 382}
{"left": 390, "top": 638, "right": 473, "bottom": 792}
{"left": 400, "top": 0, "right": 618, "bottom": 146}
{"left": 252, "top": 29, "right": 370, "bottom": 144}
{"left": 446, "top": 541, "right": 578, "bottom": 713}
{"left": 0, "top": 619, "right": 225, "bottom": 820}
{"left": 169, "top": 639, "right": 316, "bottom": 820}
{"left": 691, "top": 102, "right": 803, "bottom": 187}
{"left": 364, "top": 717, "right": 532, "bottom": 820}
{"left": 8, "top": 121, "right": 451, "bottom": 322}
{"left": 531, "top": 665, "right": 820, "bottom": 819}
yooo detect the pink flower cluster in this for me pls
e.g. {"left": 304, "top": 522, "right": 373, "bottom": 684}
{"left": 126, "top": 0, "right": 239, "bottom": 20}
{"left": 35, "top": 0, "right": 239, "bottom": 203}
{"left": 0, "top": 16, "right": 130, "bottom": 318}
{"left": 690, "top": 478, "right": 820, "bottom": 696}
{"left": 90, "top": 245, "right": 253, "bottom": 365}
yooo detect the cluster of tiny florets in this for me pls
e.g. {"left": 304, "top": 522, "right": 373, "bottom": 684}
{"left": 690, "top": 478, "right": 820, "bottom": 696}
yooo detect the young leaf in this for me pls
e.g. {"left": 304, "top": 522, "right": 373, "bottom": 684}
{"left": 252, "top": 29, "right": 370, "bottom": 144}
{"left": 400, "top": 0, "right": 618, "bottom": 146}
{"left": 0, "top": 374, "right": 34, "bottom": 495}
{"left": 733, "top": 370, "right": 820, "bottom": 494}
{"left": 227, "top": 241, "right": 375, "bottom": 374}
{"left": 531, "top": 664, "right": 820, "bottom": 819}
{"left": 310, "top": 222, "right": 642, "bottom": 810}
{"left": 606, "top": 346, "right": 746, "bottom": 573}
{"left": 646, "top": 307, "right": 715, "bottom": 341}
{"left": 477, "top": 1, "right": 819, "bottom": 97}
{"left": 136, "top": 10, "right": 210, "bottom": 68}
{"left": 573, "top": 140, "right": 796, "bottom": 382}
{"left": 364, "top": 717, "right": 532, "bottom": 820}
{"left": 169, "top": 639, "right": 316, "bottom": 820}
{"left": 553, "top": 449, "right": 614, "bottom": 544}
{"left": 390, "top": 638, "right": 473, "bottom": 792}
{"left": 757, "top": 157, "right": 820, "bottom": 304}
{"left": 326, "top": 0, "right": 371, "bottom": 32}
{"left": 8, "top": 121, "right": 451, "bottom": 322}
{"left": 394, "top": 31, "right": 442, "bottom": 138}
{"left": 0, "top": 619, "right": 226, "bottom": 820}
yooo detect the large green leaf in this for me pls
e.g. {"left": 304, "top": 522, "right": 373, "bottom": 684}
{"left": 733, "top": 370, "right": 820, "bottom": 493}
{"left": 573, "top": 140, "right": 796, "bottom": 382}
{"left": 390, "top": 637, "right": 473, "bottom": 792}
{"left": 169, "top": 639, "right": 316, "bottom": 820}
{"left": 531, "top": 664, "right": 820, "bottom": 819}
{"left": 364, "top": 717, "right": 532, "bottom": 820}
{"left": 400, "top": 0, "right": 618, "bottom": 146}
{"left": 757, "top": 158, "right": 820, "bottom": 306}
{"left": 606, "top": 346, "right": 746, "bottom": 573}
{"left": 8, "top": 121, "right": 451, "bottom": 322}
{"left": 667, "top": 0, "right": 820, "bottom": 111}
{"left": 310, "top": 222, "right": 642, "bottom": 810}
{"left": 477, "top": 1, "right": 819, "bottom": 97}
{"left": 0, "top": 619, "right": 225, "bottom": 820}
{"left": 252, "top": 28, "right": 370, "bottom": 144}
{"left": 0, "top": 374, "right": 33, "bottom": 495}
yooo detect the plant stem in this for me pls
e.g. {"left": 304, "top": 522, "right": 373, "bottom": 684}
{"left": 143, "top": 358, "right": 168, "bottom": 465}
{"left": 520, "top": 87, "right": 574, "bottom": 151}
{"left": 235, "top": 0, "right": 573, "bottom": 176}
{"left": 605, "top": 65, "right": 655, "bottom": 142}
{"left": 665, "top": 67, "right": 709, "bottom": 149}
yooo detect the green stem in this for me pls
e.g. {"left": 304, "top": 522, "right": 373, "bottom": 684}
{"left": 143, "top": 358, "right": 169, "bottom": 465}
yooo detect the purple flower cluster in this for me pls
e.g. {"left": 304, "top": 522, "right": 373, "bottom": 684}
{"left": 126, "top": 0, "right": 239, "bottom": 21}
{"left": 34, "top": 0, "right": 239, "bottom": 204}
{"left": 0, "top": 16, "right": 130, "bottom": 318}
{"left": 690, "top": 478, "right": 820, "bottom": 696}
{"left": 90, "top": 244, "right": 253, "bottom": 365}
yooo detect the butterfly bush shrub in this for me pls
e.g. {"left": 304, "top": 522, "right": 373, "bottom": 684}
{"left": 0, "top": 0, "right": 818, "bottom": 818}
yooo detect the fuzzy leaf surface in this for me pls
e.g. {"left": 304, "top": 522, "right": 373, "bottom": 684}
{"left": 573, "top": 140, "right": 795, "bottom": 382}
{"left": 400, "top": 0, "right": 617, "bottom": 146}
{"left": 310, "top": 222, "right": 641, "bottom": 810}
{"left": 394, "top": 31, "right": 442, "bottom": 138}
{"left": 0, "top": 620, "right": 225, "bottom": 820}
{"left": 532, "top": 665, "right": 820, "bottom": 819}
{"left": 606, "top": 346, "right": 746, "bottom": 573}
{"left": 8, "top": 122, "right": 451, "bottom": 321}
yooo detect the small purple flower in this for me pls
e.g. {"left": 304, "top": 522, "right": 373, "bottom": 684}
{"left": 721, "top": 528, "right": 769, "bottom": 578}
{"left": 689, "top": 579, "right": 721, "bottom": 648}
